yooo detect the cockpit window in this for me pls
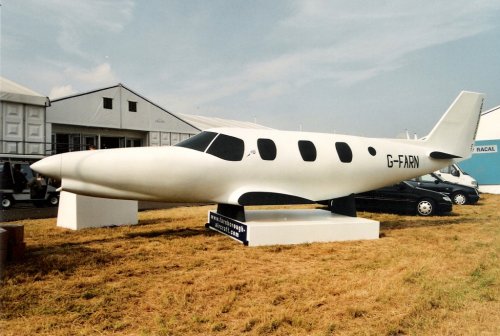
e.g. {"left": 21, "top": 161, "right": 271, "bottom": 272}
{"left": 176, "top": 131, "right": 218, "bottom": 152}
{"left": 206, "top": 133, "right": 245, "bottom": 161}
{"left": 176, "top": 131, "right": 245, "bottom": 161}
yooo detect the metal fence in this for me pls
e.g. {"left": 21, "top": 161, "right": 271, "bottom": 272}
{"left": 0, "top": 140, "right": 91, "bottom": 156}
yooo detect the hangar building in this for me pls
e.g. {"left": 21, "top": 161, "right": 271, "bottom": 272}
{"left": 1, "top": 77, "right": 269, "bottom": 157}
{"left": 1, "top": 77, "right": 268, "bottom": 210}
{"left": 460, "top": 105, "right": 500, "bottom": 194}
{"left": 47, "top": 84, "right": 201, "bottom": 153}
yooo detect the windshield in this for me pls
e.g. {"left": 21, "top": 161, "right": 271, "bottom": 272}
{"left": 176, "top": 131, "right": 218, "bottom": 152}
{"left": 176, "top": 131, "right": 245, "bottom": 161}
{"left": 206, "top": 133, "right": 244, "bottom": 161}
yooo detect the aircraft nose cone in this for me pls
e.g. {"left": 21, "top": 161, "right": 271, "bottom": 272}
{"left": 31, "top": 155, "right": 62, "bottom": 180}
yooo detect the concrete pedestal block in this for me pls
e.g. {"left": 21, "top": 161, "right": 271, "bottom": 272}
{"left": 245, "top": 210, "right": 379, "bottom": 246}
{"left": 57, "top": 191, "right": 138, "bottom": 230}
{"left": 207, "top": 209, "right": 380, "bottom": 246}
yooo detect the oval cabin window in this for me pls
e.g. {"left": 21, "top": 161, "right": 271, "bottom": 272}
{"left": 298, "top": 140, "right": 317, "bottom": 162}
{"left": 257, "top": 138, "right": 277, "bottom": 161}
{"left": 335, "top": 142, "right": 352, "bottom": 163}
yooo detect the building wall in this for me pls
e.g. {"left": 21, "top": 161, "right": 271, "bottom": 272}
{"left": 148, "top": 131, "right": 190, "bottom": 146}
{"left": 48, "top": 123, "right": 147, "bottom": 152}
{"left": 460, "top": 139, "right": 500, "bottom": 190}
{"left": 48, "top": 87, "right": 122, "bottom": 128}
{"left": 458, "top": 108, "right": 500, "bottom": 193}
{"left": 48, "top": 85, "right": 199, "bottom": 134}
{"left": 1, "top": 101, "right": 45, "bottom": 155}
{"left": 119, "top": 88, "right": 198, "bottom": 133}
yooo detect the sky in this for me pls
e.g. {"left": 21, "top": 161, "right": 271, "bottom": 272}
{"left": 1, "top": 0, "right": 500, "bottom": 137}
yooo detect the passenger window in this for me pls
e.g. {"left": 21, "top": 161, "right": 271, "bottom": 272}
{"left": 176, "top": 131, "right": 218, "bottom": 152}
{"left": 439, "top": 166, "right": 450, "bottom": 174}
{"left": 298, "top": 140, "right": 316, "bottom": 162}
{"left": 21, "top": 164, "right": 34, "bottom": 182}
{"left": 450, "top": 165, "right": 458, "bottom": 176}
{"left": 335, "top": 142, "right": 352, "bottom": 163}
{"left": 206, "top": 134, "right": 245, "bottom": 161}
{"left": 257, "top": 138, "right": 277, "bottom": 161}
{"left": 368, "top": 146, "right": 376, "bottom": 156}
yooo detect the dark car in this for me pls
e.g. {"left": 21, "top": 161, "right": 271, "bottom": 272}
{"left": 355, "top": 181, "right": 453, "bottom": 216}
{"left": 406, "top": 173, "right": 480, "bottom": 205}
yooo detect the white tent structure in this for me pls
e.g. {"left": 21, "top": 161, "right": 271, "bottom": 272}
{"left": 0, "top": 77, "right": 48, "bottom": 106}
{"left": 0, "top": 77, "right": 49, "bottom": 155}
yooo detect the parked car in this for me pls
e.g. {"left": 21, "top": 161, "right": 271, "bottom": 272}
{"left": 434, "top": 164, "right": 478, "bottom": 188}
{"left": 355, "top": 181, "right": 453, "bottom": 216}
{"left": 406, "top": 173, "right": 480, "bottom": 205}
{"left": 1, "top": 158, "right": 60, "bottom": 210}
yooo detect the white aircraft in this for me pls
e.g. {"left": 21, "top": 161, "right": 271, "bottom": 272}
{"left": 32, "top": 91, "right": 484, "bottom": 218}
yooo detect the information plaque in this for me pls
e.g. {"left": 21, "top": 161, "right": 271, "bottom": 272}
{"left": 206, "top": 211, "right": 248, "bottom": 245}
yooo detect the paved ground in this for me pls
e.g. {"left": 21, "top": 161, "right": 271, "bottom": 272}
{"left": 1, "top": 204, "right": 58, "bottom": 222}
{"left": 0, "top": 202, "right": 206, "bottom": 222}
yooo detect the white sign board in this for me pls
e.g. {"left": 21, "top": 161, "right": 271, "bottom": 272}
{"left": 472, "top": 145, "right": 498, "bottom": 154}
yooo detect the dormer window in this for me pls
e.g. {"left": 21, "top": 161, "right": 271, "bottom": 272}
{"left": 103, "top": 97, "right": 113, "bottom": 109}
{"left": 129, "top": 101, "right": 137, "bottom": 112}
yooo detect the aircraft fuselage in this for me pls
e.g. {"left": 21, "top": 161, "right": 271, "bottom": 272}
{"left": 31, "top": 91, "right": 485, "bottom": 207}
{"left": 32, "top": 129, "right": 452, "bottom": 205}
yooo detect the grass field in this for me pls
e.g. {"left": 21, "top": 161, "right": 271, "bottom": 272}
{"left": 1, "top": 195, "right": 499, "bottom": 335}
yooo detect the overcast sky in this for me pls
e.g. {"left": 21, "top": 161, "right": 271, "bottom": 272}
{"left": 1, "top": 1, "right": 500, "bottom": 137}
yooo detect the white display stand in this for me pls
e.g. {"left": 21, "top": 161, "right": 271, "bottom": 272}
{"left": 207, "top": 209, "right": 380, "bottom": 246}
{"left": 57, "top": 191, "right": 138, "bottom": 230}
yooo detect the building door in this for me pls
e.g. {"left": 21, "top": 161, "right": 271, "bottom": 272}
{"left": 126, "top": 138, "right": 142, "bottom": 147}
{"left": 54, "top": 133, "right": 82, "bottom": 153}
{"left": 101, "top": 137, "right": 121, "bottom": 149}
{"left": 83, "top": 135, "right": 97, "bottom": 150}
{"left": 69, "top": 134, "right": 81, "bottom": 151}
{"left": 55, "top": 134, "right": 69, "bottom": 153}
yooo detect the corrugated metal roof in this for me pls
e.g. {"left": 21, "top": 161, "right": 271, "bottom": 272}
{"left": 481, "top": 105, "right": 499, "bottom": 116}
{"left": 477, "top": 105, "right": 500, "bottom": 140}
{"left": 177, "top": 113, "right": 272, "bottom": 130}
{"left": 0, "top": 76, "right": 49, "bottom": 106}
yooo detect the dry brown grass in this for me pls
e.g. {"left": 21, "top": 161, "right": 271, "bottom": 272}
{"left": 1, "top": 195, "right": 499, "bottom": 336}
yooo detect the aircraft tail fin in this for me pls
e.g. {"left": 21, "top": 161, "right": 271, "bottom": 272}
{"left": 424, "top": 91, "right": 484, "bottom": 161}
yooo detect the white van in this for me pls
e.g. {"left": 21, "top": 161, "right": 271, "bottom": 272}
{"left": 434, "top": 164, "right": 478, "bottom": 189}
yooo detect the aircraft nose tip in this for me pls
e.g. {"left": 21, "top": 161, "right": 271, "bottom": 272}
{"left": 31, "top": 155, "right": 62, "bottom": 179}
